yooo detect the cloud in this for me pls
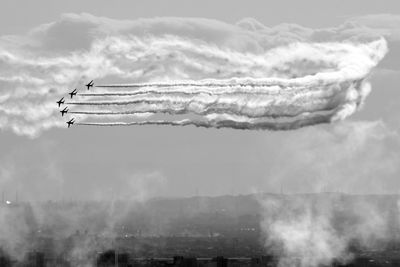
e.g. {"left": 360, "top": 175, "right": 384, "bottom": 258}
{"left": 256, "top": 120, "right": 400, "bottom": 194}
{"left": 92, "top": 171, "right": 167, "bottom": 202}
{"left": 0, "top": 13, "right": 393, "bottom": 136}
{"left": 347, "top": 14, "right": 400, "bottom": 41}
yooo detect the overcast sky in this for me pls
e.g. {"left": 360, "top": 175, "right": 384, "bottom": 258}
{"left": 0, "top": 0, "right": 399, "bottom": 201}
{"left": 1, "top": 0, "right": 400, "bottom": 34}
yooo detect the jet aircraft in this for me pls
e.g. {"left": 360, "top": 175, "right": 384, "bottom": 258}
{"left": 60, "top": 107, "right": 68, "bottom": 117}
{"left": 86, "top": 80, "right": 94, "bottom": 90}
{"left": 66, "top": 118, "right": 75, "bottom": 128}
{"left": 69, "top": 89, "right": 77, "bottom": 98}
{"left": 57, "top": 97, "right": 65, "bottom": 107}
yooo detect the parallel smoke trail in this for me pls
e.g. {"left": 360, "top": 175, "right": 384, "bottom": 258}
{"left": 70, "top": 106, "right": 338, "bottom": 119}
{"left": 76, "top": 113, "right": 332, "bottom": 131}
{"left": 79, "top": 91, "right": 213, "bottom": 97}
{"left": 68, "top": 39, "right": 387, "bottom": 131}
{"left": 94, "top": 78, "right": 342, "bottom": 90}
{"left": 95, "top": 80, "right": 277, "bottom": 88}
{"left": 69, "top": 81, "right": 347, "bottom": 106}
{"left": 79, "top": 83, "right": 330, "bottom": 97}
{"left": 66, "top": 81, "right": 348, "bottom": 119}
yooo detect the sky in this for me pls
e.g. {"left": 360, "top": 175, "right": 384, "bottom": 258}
{"left": 1, "top": 0, "right": 400, "bottom": 34}
{"left": 0, "top": 0, "right": 400, "bottom": 201}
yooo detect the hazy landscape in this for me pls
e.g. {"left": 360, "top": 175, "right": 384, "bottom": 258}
{"left": 1, "top": 193, "right": 400, "bottom": 266}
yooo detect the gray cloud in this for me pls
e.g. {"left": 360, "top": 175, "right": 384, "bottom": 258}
{"left": 256, "top": 120, "right": 400, "bottom": 194}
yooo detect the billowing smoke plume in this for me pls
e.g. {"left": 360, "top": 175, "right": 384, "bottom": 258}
{"left": 0, "top": 14, "right": 388, "bottom": 136}
{"left": 256, "top": 120, "right": 400, "bottom": 267}
{"left": 258, "top": 194, "right": 400, "bottom": 267}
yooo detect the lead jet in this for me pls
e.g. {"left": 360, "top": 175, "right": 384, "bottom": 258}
{"left": 66, "top": 118, "right": 75, "bottom": 128}
{"left": 86, "top": 80, "right": 94, "bottom": 90}
{"left": 57, "top": 97, "right": 65, "bottom": 107}
{"left": 69, "top": 89, "right": 77, "bottom": 99}
{"left": 60, "top": 107, "right": 68, "bottom": 117}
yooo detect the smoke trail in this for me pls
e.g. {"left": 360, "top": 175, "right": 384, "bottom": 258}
{"left": 76, "top": 110, "right": 334, "bottom": 131}
{"left": 68, "top": 90, "right": 340, "bottom": 119}
{"left": 67, "top": 39, "right": 386, "bottom": 130}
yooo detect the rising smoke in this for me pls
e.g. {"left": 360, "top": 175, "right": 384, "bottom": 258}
{"left": 258, "top": 193, "right": 399, "bottom": 267}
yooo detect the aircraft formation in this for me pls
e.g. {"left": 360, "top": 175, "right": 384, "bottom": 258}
{"left": 56, "top": 80, "right": 94, "bottom": 128}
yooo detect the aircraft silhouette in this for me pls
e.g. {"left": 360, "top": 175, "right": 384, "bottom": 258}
{"left": 60, "top": 107, "right": 68, "bottom": 117}
{"left": 66, "top": 118, "right": 75, "bottom": 128}
{"left": 69, "top": 89, "right": 77, "bottom": 98}
{"left": 56, "top": 97, "right": 65, "bottom": 107}
{"left": 86, "top": 80, "right": 94, "bottom": 90}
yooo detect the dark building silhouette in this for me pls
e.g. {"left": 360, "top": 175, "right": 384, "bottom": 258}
{"left": 97, "top": 250, "right": 131, "bottom": 267}
{"left": 213, "top": 256, "right": 228, "bottom": 267}
{"left": 250, "top": 255, "right": 276, "bottom": 267}
{"left": 26, "top": 251, "right": 45, "bottom": 267}
{"left": 0, "top": 254, "right": 12, "bottom": 267}
{"left": 97, "top": 250, "right": 117, "bottom": 267}
{"left": 117, "top": 253, "right": 130, "bottom": 267}
{"left": 172, "top": 256, "right": 197, "bottom": 267}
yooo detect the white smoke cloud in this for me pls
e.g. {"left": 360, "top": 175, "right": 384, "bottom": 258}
{"left": 255, "top": 120, "right": 400, "bottom": 266}
{"left": 0, "top": 164, "right": 167, "bottom": 263}
{"left": 259, "top": 193, "right": 395, "bottom": 267}
{"left": 0, "top": 13, "right": 390, "bottom": 136}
